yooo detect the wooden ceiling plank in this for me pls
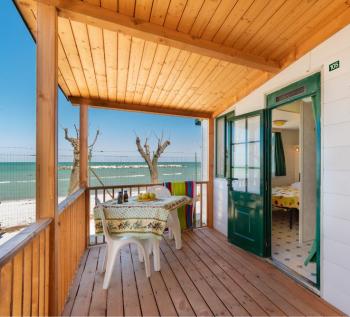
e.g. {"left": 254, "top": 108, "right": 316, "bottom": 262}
{"left": 58, "top": 68, "right": 71, "bottom": 96}
{"left": 117, "top": 32, "right": 132, "bottom": 102}
{"left": 232, "top": 0, "right": 286, "bottom": 51}
{"left": 125, "top": 37, "right": 146, "bottom": 103}
{"left": 84, "top": 0, "right": 101, "bottom": 6}
{"left": 185, "top": 60, "right": 229, "bottom": 108}
{"left": 150, "top": 0, "right": 171, "bottom": 26}
{"left": 212, "top": 0, "right": 254, "bottom": 44}
{"left": 249, "top": 0, "right": 325, "bottom": 57}
{"left": 140, "top": 44, "right": 169, "bottom": 104}
{"left": 57, "top": 40, "right": 81, "bottom": 96}
{"left": 223, "top": 0, "right": 270, "bottom": 47}
{"left": 148, "top": 47, "right": 181, "bottom": 105}
{"left": 176, "top": 58, "right": 219, "bottom": 108}
{"left": 87, "top": 24, "right": 108, "bottom": 99}
{"left": 189, "top": 0, "right": 221, "bottom": 38}
{"left": 169, "top": 55, "right": 211, "bottom": 107}
{"left": 101, "top": 0, "right": 118, "bottom": 11}
{"left": 280, "top": 7, "right": 350, "bottom": 67}
{"left": 18, "top": 3, "right": 37, "bottom": 38}
{"left": 163, "top": 53, "right": 202, "bottom": 106}
{"left": 163, "top": 0, "right": 187, "bottom": 30}
{"left": 191, "top": 64, "right": 246, "bottom": 111}
{"left": 134, "top": 0, "right": 153, "bottom": 22}
{"left": 42, "top": 0, "right": 280, "bottom": 72}
{"left": 70, "top": 20, "right": 99, "bottom": 98}
{"left": 132, "top": 41, "right": 158, "bottom": 104}
{"left": 213, "top": 71, "right": 270, "bottom": 116}
{"left": 200, "top": 0, "right": 239, "bottom": 41}
{"left": 58, "top": 17, "right": 90, "bottom": 97}
{"left": 70, "top": 96, "right": 212, "bottom": 118}
{"left": 156, "top": 50, "right": 191, "bottom": 105}
{"left": 103, "top": 29, "right": 118, "bottom": 100}
{"left": 272, "top": 1, "right": 350, "bottom": 60}
{"left": 177, "top": 0, "right": 205, "bottom": 34}
{"left": 118, "top": 0, "right": 136, "bottom": 16}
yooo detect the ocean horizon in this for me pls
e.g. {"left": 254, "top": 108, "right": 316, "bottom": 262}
{"left": 0, "top": 161, "right": 201, "bottom": 201}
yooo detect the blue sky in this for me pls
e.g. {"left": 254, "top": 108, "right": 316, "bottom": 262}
{"left": 0, "top": 1, "right": 201, "bottom": 160}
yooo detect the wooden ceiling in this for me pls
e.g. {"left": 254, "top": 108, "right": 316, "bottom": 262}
{"left": 15, "top": 0, "right": 350, "bottom": 118}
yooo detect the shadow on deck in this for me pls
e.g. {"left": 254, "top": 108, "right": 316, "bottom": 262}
{"left": 63, "top": 228, "right": 342, "bottom": 316}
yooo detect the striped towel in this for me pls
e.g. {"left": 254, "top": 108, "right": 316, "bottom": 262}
{"left": 164, "top": 181, "right": 196, "bottom": 230}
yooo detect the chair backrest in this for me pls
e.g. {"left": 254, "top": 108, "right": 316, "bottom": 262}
{"left": 98, "top": 206, "right": 112, "bottom": 243}
{"left": 147, "top": 185, "right": 171, "bottom": 199}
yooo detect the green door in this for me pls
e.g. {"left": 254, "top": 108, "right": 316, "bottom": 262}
{"left": 227, "top": 111, "right": 267, "bottom": 256}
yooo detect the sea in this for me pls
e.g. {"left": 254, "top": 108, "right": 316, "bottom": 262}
{"left": 0, "top": 161, "right": 201, "bottom": 201}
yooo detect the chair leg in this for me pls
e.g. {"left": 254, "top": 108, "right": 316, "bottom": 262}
{"left": 103, "top": 245, "right": 119, "bottom": 289}
{"left": 101, "top": 245, "right": 108, "bottom": 273}
{"left": 152, "top": 239, "right": 161, "bottom": 271}
{"left": 139, "top": 240, "right": 151, "bottom": 278}
{"left": 170, "top": 210, "right": 182, "bottom": 249}
{"left": 138, "top": 245, "right": 144, "bottom": 262}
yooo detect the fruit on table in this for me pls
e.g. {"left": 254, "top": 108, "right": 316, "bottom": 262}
{"left": 138, "top": 192, "right": 156, "bottom": 201}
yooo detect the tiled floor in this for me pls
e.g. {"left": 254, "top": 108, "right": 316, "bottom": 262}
{"left": 272, "top": 209, "right": 317, "bottom": 283}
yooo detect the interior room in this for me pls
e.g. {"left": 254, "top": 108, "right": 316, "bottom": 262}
{"left": 271, "top": 98, "right": 317, "bottom": 285}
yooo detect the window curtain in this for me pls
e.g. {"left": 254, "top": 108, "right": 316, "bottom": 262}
{"left": 274, "top": 132, "right": 286, "bottom": 176}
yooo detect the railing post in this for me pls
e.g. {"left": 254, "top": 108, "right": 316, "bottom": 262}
{"left": 80, "top": 104, "right": 90, "bottom": 247}
{"left": 36, "top": 2, "right": 58, "bottom": 315}
{"left": 207, "top": 118, "right": 214, "bottom": 228}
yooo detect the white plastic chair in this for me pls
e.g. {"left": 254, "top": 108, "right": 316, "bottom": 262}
{"left": 99, "top": 206, "right": 151, "bottom": 289}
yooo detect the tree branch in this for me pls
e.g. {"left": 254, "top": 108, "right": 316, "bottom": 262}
{"left": 136, "top": 136, "right": 152, "bottom": 167}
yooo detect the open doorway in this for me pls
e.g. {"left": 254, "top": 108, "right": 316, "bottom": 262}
{"left": 270, "top": 98, "right": 317, "bottom": 286}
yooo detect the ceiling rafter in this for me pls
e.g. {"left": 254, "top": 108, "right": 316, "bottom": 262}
{"left": 70, "top": 96, "right": 212, "bottom": 118}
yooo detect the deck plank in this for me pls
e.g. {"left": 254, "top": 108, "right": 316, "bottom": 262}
{"left": 121, "top": 246, "right": 142, "bottom": 316}
{"left": 70, "top": 247, "right": 99, "bottom": 316}
{"left": 130, "top": 245, "right": 159, "bottom": 316}
{"left": 160, "top": 240, "right": 232, "bottom": 316}
{"left": 158, "top": 248, "right": 195, "bottom": 316}
{"left": 63, "top": 228, "right": 342, "bottom": 317}
{"left": 198, "top": 229, "right": 337, "bottom": 316}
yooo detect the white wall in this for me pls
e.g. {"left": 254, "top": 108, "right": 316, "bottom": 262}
{"left": 213, "top": 24, "right": 350, "bottom": 314}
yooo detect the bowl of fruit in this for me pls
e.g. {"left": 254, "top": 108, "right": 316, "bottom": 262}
{"left": 137, "top": 192, "right": 157, "bottom": 202}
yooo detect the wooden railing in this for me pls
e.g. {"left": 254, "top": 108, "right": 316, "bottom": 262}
{"left": 0, "top": 188, "right": 89, "bottom": 316}
{"left": 87, "top": 181, "right": 208, "bottom": 245}
{"left": 57, "top": 188, "right": 87, "bottom": 314}
{"left": 0, "top": 218, "right": 52, "bottom": 316}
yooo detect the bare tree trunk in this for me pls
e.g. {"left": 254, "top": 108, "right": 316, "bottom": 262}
{"left": 64, "top": 127, "right": 99, "bottom": 195}
{"left": 136, "top": 136, "right": 170, "bottom": 184}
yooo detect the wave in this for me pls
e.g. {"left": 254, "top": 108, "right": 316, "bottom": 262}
{"left": 58, "top": 164, "right": 185, "bottom": 170}
{"left": 162, "top": 173, "right": 183, "bottom": 176}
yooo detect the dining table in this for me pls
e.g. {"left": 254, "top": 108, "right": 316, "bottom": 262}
{"left": 93, "top": 195, "right": 192, "bottom": 249}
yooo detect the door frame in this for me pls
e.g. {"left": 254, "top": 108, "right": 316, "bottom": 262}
{"left": 226, "top": 109, "right": 268, "bottom": 256}
{"left": 265, "top": 72, "right": 321, "bottom": 288}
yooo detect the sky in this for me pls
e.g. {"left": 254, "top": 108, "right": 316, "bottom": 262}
{"left": 0, "top": 1, "right": 202, "bottom": 160}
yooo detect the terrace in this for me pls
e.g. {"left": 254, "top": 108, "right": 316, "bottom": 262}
{"left": 1, "top": 0, "right": 349, "bottom": 315}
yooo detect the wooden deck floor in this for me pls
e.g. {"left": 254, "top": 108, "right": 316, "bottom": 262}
{"left": 62, "top": 228, "right": 342, "bottom": 316}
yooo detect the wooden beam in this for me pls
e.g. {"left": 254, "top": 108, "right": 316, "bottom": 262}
{"left": 69, "top": 97, "right": 212, "bottom": 119}
{"left": 79, "top": 104, "right": 88, "bottom": 188}
{"left": 36, "top": 2, "right": 58, "bottom": 315}
{"left": 32, "top": 0, "right": 280, "bottom": 72}
{"left": 207, "top": 118, "right": 214, "bottom": 228}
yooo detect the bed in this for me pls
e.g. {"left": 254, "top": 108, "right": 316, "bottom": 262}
{"left": 272, "top": 183, "right": 300, "bottom": 229}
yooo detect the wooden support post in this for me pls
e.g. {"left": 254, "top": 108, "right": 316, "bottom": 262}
{"left": 79, "top": 104, "right": 88, "bottom": 188}
{"left": 36, "top": 2, "right": 58, "bottom": 315}
{"left": 207, "top": 118, "right": 214, "bottom": 228}
{"left": 79, "top": 104, "right": 90, "bottom": 246}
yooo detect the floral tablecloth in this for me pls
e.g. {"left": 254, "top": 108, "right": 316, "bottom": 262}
{"left": 272, "top": 186, "right": 300, "bottom": 209}
{"left": 94, "top": 196, "right": 192, "bottom": 239}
